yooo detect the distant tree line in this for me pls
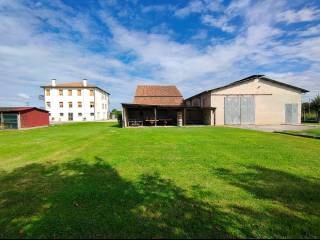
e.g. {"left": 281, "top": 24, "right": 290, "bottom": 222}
{"left": 302, "top": 96, "right": 320, "bottom": 123}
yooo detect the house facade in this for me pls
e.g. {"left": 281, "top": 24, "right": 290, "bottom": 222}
{"left": 185, "top": 75, "right": 308, "bottom": 125}
{"left": 41, "top": 79, "right": 110, "bottom": 122}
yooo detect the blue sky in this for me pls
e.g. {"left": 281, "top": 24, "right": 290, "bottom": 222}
{"left": 0, "top": 0, "right": 320, "bottom": 109}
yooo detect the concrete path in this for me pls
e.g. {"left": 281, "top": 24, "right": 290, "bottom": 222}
{"left": 229, "top": 124, "right": 317, "bottom": 132}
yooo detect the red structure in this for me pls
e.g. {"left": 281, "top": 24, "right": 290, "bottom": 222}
{"left": 0, "top": 107, "right": 49, "bottom": 129}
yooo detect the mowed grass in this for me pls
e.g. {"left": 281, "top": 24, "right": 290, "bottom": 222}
{"left": 0, "top": 122, "right": 319, "bottom": 239}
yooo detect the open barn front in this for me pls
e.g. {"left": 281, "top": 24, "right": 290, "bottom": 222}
{"left": 122, "top": 104, "right": 215, "bottom": 127}
{"left": 123, "top": 105, "right": 181, "bottom": 127}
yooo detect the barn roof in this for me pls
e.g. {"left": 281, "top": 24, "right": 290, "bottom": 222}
{"left": 133, "top": 85, "right": 183, "bottom": 106}
{"left": 0, "top": 107, "right": 48, "bottom": 113}
{"left": 185, "top": 75, "right": 309, "bottom": 101}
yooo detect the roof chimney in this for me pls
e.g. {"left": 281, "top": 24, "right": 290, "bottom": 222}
{"left": 82, "top": 79, "right": 88, "bottom": 87}
{"left": 51, "top": 79, "right": 56, "bottom": 86}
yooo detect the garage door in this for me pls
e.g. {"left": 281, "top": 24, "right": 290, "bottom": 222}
{"left": 285, "top": 104, "right": 298, "bottom": 124}
{"left": 2, "top": 113, "right": 18, "bottom": 129}
{"left": 225, "top": 96, "right": 255, "bottom": 125}
{"left": 225, "top": 96, "right": 241, "bottom": 124}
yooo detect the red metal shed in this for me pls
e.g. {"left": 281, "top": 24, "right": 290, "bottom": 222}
{"left": 0, "top": 107, "right": 49, "bottom": 129}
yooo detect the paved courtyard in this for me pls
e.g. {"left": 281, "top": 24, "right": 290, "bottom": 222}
{"left": 229, "top": 124, "right": 317, "bottom": 132}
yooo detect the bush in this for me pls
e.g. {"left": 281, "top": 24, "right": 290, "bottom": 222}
{"left": 117, "top": 112, "right": 122, "bottom": 125}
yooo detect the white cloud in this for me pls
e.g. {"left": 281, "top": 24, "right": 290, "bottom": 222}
{"left": 17, "top": 93, "right": 30, "bottom": 99}
{"left": 174, "top": 0, "right": 223, "bottom": 18}
{"left": 201, "top": 15, "right": 235, "bottom": 32}
{"left": 296, "top": 25, "right": 320, "bottom": 37}
{"left": 277, "top": 8, "right": 320, "bottom": 24}
{"left": 141, "top": 4, "right": 175, "bottom": 13}
{"left": 0, "top": 0, "right": 319, "bottom": 108}
{"left": 192, "top": 29, "right": 208, "bottom": 40}
{"left": 175, "top": 0, "right": 204, "bottom": 18}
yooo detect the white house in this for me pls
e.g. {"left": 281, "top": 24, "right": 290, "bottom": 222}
{"left": 41, "top": 79, "right": 110, "bottom": 122}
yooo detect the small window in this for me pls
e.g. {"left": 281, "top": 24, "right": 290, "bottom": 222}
{"left": 59, "top": 102, "right": 63, "bottom": 108}
{"left": 59, "top": 89, "right": 63, "bottom": 96}
{"left": 60, "top": 113, "right": 64, "bottom": 117}
{"left": 90, "top": 113, "right": 94, "bottom": 116}
{"left": 90, "top": 90, "right": 94, "bottom": 96}
{"left": 46, "top": 102, "right": 51, "bottom": 108}
{"left": 78, "top": 113, "right": 82, "bottom": 117}
{"left": 78, "top": 102, "right": 82, "bottom": 108}
{"left": 68, "top": 90, "right": 72, "bottom": 96}
{"left": 102, "top": 104, "right": 104, "bottom": 109}
{"left": 77, "top": 89, "right": 82, "bottom": 96}
{"left": 69, "top": 102, "right": 73, "bottom": 108}
{"left": 90, "top": 102, "right": 94, "bottom": 108}
{"left": 45, "top": 89, "right": 50, "bottom": 96}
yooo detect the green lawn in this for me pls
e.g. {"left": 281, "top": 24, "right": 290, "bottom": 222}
{"left": 0, "top": 123, "right": 319, "bottom": 239}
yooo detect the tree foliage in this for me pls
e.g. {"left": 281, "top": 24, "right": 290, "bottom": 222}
{"left": 310, "top": 96, "right": 320, "bottom": 112}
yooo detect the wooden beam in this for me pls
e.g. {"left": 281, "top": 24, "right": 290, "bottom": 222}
{"left": 154, "top": 107, "right": 157, "bottom": 126}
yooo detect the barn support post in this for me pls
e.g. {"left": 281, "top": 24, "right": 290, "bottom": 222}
{"left": 122, "top": 107, "right": 127, "bottom": 128}
{"left": 154, "top": 107, "right": 157, "bottom": 126}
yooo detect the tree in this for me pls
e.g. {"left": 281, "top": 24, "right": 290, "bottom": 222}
{"left": 310, "top": 96, "right": 320, "bottom": 122}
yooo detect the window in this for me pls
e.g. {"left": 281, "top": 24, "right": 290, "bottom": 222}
{"left": 60, "top": 113, "right": 64, "bottom": 117}
{"left": 69, "top": 102, "right": 73, "bottom": 108}
{"left": 90, "top": 102, "right": 94, "bottom": 108}
{"left": 77, "top": 89, "right": 82, "bottom": 96}
{"left": 78, "top": 113, "right": 82, "bottom": 117}
{"left": 45, "top": 89, "right": 50, "bottom": 96}
{"left": 90, "top": 113, "right": 94, "bottom": 116}
{"left": 90, "top": 90, "right": 94, "bottom": 96}
{"left": 78, "top": 102, "right": 82, "bottom": 108}
{"left": 46, "top": 102, "right": 51, "bottom": 108}
{"left": 59, "top": 102, "right": 63, "bottom": 108}
{"left": 59, "top": 89, "right": 63, "bottom": 96}
{"left": 102, "top": 104, "right": 104, "bottom": 109}
{"left": 68, "top": 89, "right": 72, "bottom": 96}
{"left": 68, "top": 113, "right": 73, "bottom": 121}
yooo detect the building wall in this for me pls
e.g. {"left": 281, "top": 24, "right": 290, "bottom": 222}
{"left": 211, "top": 78, "right": 303, "bottom": 125}
{"left": 94, "top": 89, "right": 109, "bottom": 121}
{"left": 185, "top": 92, "right": 213, "bottom": 125}
{"left": 20, "top": 110, "right": 49, "bottom": 128}
{"left": 44, "top": 88, "right": 109, "bottom": 122}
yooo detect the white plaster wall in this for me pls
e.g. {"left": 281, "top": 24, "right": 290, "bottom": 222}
{"left": 211, "top": 78, "right": 303, "bottom": 125}
{"left": 44, "top": 88, "right": 109, "bottom": 122}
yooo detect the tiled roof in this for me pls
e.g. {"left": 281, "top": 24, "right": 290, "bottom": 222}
{"left": 40, "top": 81, "right": 110, "bottom": 94}
{"left": 133, "top": 85, "right": 183, "bottom": 106}
{"left": 135, "top": 85, "right": 182, "bottom": 97}
{"left": 54, "top": 82, "right": 96, "bottom": 87}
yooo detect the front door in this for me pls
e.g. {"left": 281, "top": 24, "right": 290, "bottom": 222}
{"left": 68, "top": 113, "right": 73, "bottom": 121}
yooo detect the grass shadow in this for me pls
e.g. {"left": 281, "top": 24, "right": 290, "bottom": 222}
{"left": 0, "top": 157, "right": 231, "bottom": 239}
{"left": 107, "top": 123, "right": 122, "bottom": 128}
{"left": 212, "top": 165, "right": 320, "bottom": 238}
